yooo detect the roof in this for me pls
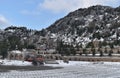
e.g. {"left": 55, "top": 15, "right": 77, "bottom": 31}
{"left": 10, "top": 50, "right": 22, "bottom": 54}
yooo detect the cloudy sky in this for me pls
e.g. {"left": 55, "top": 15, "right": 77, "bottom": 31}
{"left": 0, "top": 0, "right": 120, "bottom": 30}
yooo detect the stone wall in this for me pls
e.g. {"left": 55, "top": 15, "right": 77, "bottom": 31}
{"left": 45, "top": 54, "right": 120, "bottom": 62}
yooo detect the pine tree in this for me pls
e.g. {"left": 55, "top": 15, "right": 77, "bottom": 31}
{"left": 92, "top": 48, "right": 96, "bottom": 56}
{"left": 108, "top": 50, "right": 113, "bottom": 57}
{"left": 104, "top": 48, "right": 108, "bottom": 54}
{"left": 83, "top": 48, "right": 87, "bottom": 56}
{"left": 100, "top": 50, "right": 103, "bottom": 57}
{"left": 117, "top": 50, "right": 120, "bottom": 54}
{"left": 0, "top": 39, "right": 9, "bottom": 59}
{"left": 70, "top": 46, "right": 76, "bottom": 56}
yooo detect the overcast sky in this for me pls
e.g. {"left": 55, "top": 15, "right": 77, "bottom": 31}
{"left": 0, "top": 0, "right": 120, "bottom": 30}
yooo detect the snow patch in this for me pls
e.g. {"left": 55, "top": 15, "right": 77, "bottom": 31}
{"left": 0, "top": 59, "right": 32, "bottom": 66}
{"left": 45, "top": 60, "right": 90, "bottom": 67}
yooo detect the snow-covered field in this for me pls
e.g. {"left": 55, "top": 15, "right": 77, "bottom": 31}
{"left": 1, "top": 60, "right": 120, "bottom": 78}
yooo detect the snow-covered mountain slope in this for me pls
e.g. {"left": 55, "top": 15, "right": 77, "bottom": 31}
{"left": 0, "top": 5, "right": 120, "bottom": 49}
{"left": 46, "top": 5, "right": 120, "bottom": 46}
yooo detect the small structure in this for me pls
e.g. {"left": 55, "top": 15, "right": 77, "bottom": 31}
{"left": 8, "top": 50, "right": 24, "bottom": 60}
{"left": 8, "top": 49, "right": 45, "bottom": 65}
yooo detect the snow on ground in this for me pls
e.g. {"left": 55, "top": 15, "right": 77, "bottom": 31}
{"left": 1, "top": 59, "right": 120, "bottom": 67}
{"left": 1, "top": 60, "right": 120, "bottom": 78}
{"left": 45, "top": 60, "right": 90, "bottom": 67}
{"left": 0, "top": 59, "right": 32, "bottom": 66}
{"left": 0, "top": 59, "right": 90, "bottom": 67}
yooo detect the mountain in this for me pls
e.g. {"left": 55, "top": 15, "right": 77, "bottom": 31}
{"left": 46, "top": 5, "right": 120, "bottom": 47}
{"left": 0, "top": 5, "right": 120, "bottom": 52}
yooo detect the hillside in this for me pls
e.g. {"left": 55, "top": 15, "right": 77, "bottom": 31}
{"left": 0, "top": 5, "right": 120, "bottom": 56}
{"left": 46, "top": 5, "right": 120, "bottom": 47}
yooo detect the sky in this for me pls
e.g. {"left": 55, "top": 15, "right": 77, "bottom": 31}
{"left": 0, "top": 0, "right": 120, "bottom": 30}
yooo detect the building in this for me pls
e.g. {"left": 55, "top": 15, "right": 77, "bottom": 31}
{"left": 8, "top": 50, "right": 24, "bottom": 60}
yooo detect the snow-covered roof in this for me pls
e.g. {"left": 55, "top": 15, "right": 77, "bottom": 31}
{"left": 10, "top": 50, "right": 22, "bottom": 54}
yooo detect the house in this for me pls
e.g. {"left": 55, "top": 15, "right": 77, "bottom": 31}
{"left": 8, "top": 49, "right": 37, "bottom": 60}
{"left": 8, "top": 50, "right": 24, "bottom": 60}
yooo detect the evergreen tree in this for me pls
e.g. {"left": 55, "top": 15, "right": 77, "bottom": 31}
{"left": 27, "top": 45, "right": 35, "bottom": 49}
{"left": 117, "top": 50, "right": 120, "bottom": 54}
{"left": 83, "top": 48, "right": 87, "bottom": 56}
{"left": 108, "top": 50, "right": 113, "bottom": 57}
{"left": 56, "top": 40, "right": 64, "bottom": 55}
{"left": 70, "top": 46, "right": 76, "bottom": 56}
{"left": 8, "top": 36, "right": 22, "bottom": 50}
{"left": 0, "top": 39, "right": 9, "bottom": 59}
{"left": 109, "top": 43, "right": 114, "bottom": 49}
{"left": 86, "top": 42, "right": 93, "bottom": 48}
{"left": 63, "top": 45, "right": 71, "bottom": 56}
{"left": 92, "top": 48, "right": 96, "bottom": 56}
{"left": 104, "top": 48, "right": 108, "bottom": 54}
{"left": 100, "top": 50, "right": 103, "bottom": 57}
